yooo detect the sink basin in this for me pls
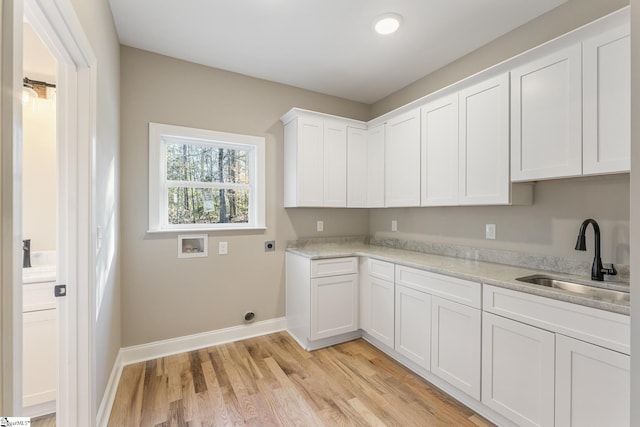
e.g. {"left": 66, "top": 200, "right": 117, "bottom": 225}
{"left": 515, "top": 274, "right": 629, "bottom": 304}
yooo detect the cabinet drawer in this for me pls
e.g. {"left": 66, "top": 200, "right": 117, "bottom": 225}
{"left": 23, "top": 282, "right": 56, "bottom": 312}
{"left": 311, "top": 257, "right": 358, "bottom": 278}
{"left": 367, "top": 258, "right": 395, "bottom": 281}
{"left": 483, "top": 285, "right": 630, "bottom": 354}
{"left": 395, "top": 266, "right": 481, "bottom": 309}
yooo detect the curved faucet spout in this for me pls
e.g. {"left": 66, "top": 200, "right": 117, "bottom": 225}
{"left": 575, "top": 218, "right": 612, "bottom": 281}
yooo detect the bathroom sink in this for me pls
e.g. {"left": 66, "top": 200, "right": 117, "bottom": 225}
{"left": 515, "top": 274, "right": 629, "bottom": 304}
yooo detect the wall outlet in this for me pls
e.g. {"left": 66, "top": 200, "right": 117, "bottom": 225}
{"left": 218, "top": 241, "right": 228, "bottom": 254}
{"left": 317, "top": 220, "right": 324, "bottom": 232}
{"left": 485, "top": 224, "right": 496, "bottom": 240}
{"left": 264, "top": 240, "right": 275, "bottom": 252}
{"left": 391, "top": 220, "right": 398, "bottom": 232}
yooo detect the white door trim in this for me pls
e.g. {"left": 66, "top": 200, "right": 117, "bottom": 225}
{"left": 1, "top": 0, "right": 25, "bottom": 415}
{"left": 22, "top": 0, "right": 96, "bottom": 425}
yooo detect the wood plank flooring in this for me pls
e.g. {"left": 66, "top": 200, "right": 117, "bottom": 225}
{"left": 108, "top": 332, "right": 494, "bottom": 426}
{"left": 31, "top": 413, "right": 56, "bottom": 427}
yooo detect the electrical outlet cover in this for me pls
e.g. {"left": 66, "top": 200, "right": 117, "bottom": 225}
{"left": 485, "top": 224, "right": 496, "bottom": 240}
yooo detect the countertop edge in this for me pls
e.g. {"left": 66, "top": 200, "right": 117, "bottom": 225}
{"left": 286, "top": 245, "right": 630, "bottom": 316}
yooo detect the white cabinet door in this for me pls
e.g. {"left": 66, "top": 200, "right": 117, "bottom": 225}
{"left": 366, "top": 124, "right": 385, "bottom": 207}
{"left": 323, "top": 120, "right": 347, "bottom": 207}
{"left": 421, "top": 94, "right": 459, "bottom": 206}
{"left": 395, "top": 284, "right": 431, "bottom": 370}
{"left": 555, "top": 334, "right": 630, "bottom": 427}
{"left": 310, "top": 274, "right": 358, "bottom": 340}
{"left": 459, "top": 73, "right": 510, "bottom": 205}
{"left": 368, "top": 276, "right": 395, "bottom": 348}
{"left": 286, "top": 116, "right": 324, "bottom": 206}
{"left": 359, "top": 258, "right": 370, "bottom": 332}
{"left": 583, "top": 23, "right": 630, "bottom": 175}
{"left": 431, "top": 296, "right": 481, "bottom": 400}
{"left": 23, "top": 309, "right": 57, "bottom": 408}
{"left": 482, "top": 312, "right": 555, "bottom": 427}
{"left": 385, "top": 108, "right": 421, "bottom": 207}
{"left": 347, "top": 127, "right": 368, "bottom": 207}
{"left": 511, "top": 45, "right": 582, "bottom": 181}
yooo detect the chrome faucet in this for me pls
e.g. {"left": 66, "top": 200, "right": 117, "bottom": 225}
{"left": 22, "top": 239, "right": 31, "bottom": 268}
{"left": 574, "top": 219, "right": 617, "bottom": 281}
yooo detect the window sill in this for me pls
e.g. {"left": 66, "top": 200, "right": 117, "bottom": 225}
{"left": 147, "top": 226, "right": 267, "bottom": 234}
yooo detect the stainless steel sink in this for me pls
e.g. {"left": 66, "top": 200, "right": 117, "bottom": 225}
{"left": 515, "top": 274, "right": 629, "bottom": 304}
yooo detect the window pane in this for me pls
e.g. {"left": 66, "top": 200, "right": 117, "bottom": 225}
{"left": 166, "top": 142, "right": 249, "bottom": 184}
{"left": 168, "top": 187, "right": 249, "bottom": 225}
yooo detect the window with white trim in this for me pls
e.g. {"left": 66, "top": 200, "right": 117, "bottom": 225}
{"left": 148, "top": 122, "right": 265, "bottom": 232}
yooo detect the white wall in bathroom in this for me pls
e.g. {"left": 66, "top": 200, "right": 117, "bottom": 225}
{"left": 22, "top": 88, "right": 56, "bottom": 252}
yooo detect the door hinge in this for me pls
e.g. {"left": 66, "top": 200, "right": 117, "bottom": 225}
{"left": 54, "top": 284, "right": 67, "bottom": 297}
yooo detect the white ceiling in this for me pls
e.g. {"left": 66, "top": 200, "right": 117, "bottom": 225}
{"left": 109, "top": 0, "right": 567, "bottom": 104}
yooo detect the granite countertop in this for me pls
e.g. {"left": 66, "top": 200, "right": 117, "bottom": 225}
{"left": 287, "top": 242, "right": 630, "bottom": 316}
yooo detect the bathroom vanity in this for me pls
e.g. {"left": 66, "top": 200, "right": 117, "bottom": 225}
{"left": 23, "top": 253, "right": 57, "bottom": 417}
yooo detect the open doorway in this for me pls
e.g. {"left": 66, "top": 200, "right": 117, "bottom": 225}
{"left": 7, "top": 1, "right": 97, "bottom": 425}
{"left": 21, "top": 19, "right": 58, "bottom": 422}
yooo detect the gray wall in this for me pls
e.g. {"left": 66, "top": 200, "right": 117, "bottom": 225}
{"left": 119, "top": 47, "right": 370, "bottom": 346}
{"left": 70, "top": 0, "right": 121, "bottom": 410}
{"left": 370, "top": 175, "right": 629, "bottom": 264}
{"left": 120, "top": 0, "right": 631, "bottom": 349}
{"left": 369, "top": 0, "right": 630, "bottom": 268}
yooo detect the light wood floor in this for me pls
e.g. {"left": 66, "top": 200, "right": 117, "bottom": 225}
{"left": 31, "top": 413, "right": 56, "bottom": 427}
{"left": 108, "top": 332, "right": 494, "bottom": 426}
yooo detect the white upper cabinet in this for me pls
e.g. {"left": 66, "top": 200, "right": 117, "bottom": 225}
{"left": 282, "top": 108, "right": 365, "bottom": 207}
{"left": 582, "top": 22, "right": 630, "bottom": 175}
{"left": 283, "top": 9, "right": 629, "bottom": 208}
{"left": 323, "top": 120, "right": 348, "bottom": 207}
{"left": 421, "top": 94, "right": 459, "bottom": 206}
{"left": 459, "top": 73, "right": 511, "bottom": 205}
{"left": 385, "top": 108, "right": 421, "bottom": 207}
{"left": 284, "top": 113, "right": 324, "bottom": 207}
{"left": 347, "top": 127, "right": 368, "bottom": 207}
{"left": 366, "top": 124, "right": 385, "bottom": 207}
{"left": 511, "top": 45, "right": 583, "bottom": 181}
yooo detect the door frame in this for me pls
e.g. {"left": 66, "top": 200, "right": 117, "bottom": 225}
{"left": 2, "top": 0, "right": 96, "bottom": 424}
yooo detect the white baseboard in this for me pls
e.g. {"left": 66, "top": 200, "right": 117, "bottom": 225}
{"left": 120, "top": 317, "right": 287, "bottom": 365}
{"left": 96, "top": 317, "right": 286, "bottom": 426}
{"left": 23, "top": 399, "right": 56, "bottom": 419}
{"left": 96, "top": 349, "right": 123, "bottom": 427}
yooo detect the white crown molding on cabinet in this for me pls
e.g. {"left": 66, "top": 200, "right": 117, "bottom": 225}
{"left": 367, "top": 6, "right": 630, "bottom": 128}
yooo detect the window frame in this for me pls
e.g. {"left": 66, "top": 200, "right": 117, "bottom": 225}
{"left": 148, "top": 122, "right": 266, "bottom": 232}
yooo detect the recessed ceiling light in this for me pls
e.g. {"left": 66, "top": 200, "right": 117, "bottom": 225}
{"left": 374, "top": 13, "right": 402, "bottom": 35}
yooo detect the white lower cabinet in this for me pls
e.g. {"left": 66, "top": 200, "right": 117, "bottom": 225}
{"left": 362, "top": 259, "right": 395, "bottom": 348}
{"left": 368, "top": 275, "right": 395, "bottom": 348}
{"left": 395, "top": 284, "right": 431, "bottom": 370}
{"left": 394, "top": 265, "right": 482, "bottom": 400}
{"left": 288, "top": 253, "right": 631, "bottom": 427}
{"left": 23, "top": 281, "right": 57, "bottom": 414}
{"left": 482, "top": 312, "right": 555, "bottom": 427}
{"left": 555, "top": 334, "right": 630, "bottom": 427}
{"left": 286, "top": 253, "right": 359, "bottom": 350}
{"left": 431, "top": 296, "right": 481, "bottom": 400}
{"left": 23, "top": 308, "right": 57, "bottom": 409}
{"left": 310, "top": 274, "right": 358, "bottom": 340}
